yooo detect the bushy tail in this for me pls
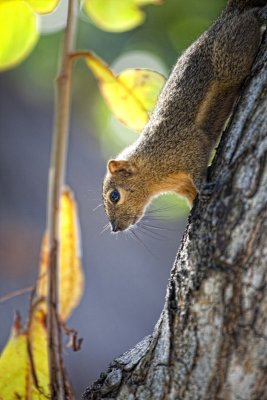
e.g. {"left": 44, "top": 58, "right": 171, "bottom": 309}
{"left": 227, "top": 0, "right": 267, "bottom": 11}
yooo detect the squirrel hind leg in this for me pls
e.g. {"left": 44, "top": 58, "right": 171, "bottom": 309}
{"left": 212, "top": 13, "right": 262, "bottom": 84}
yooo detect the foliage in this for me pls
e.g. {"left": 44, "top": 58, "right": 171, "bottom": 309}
{"left": 0, "top": 0, "right": 59, "bottom": 70}
{"left": 0, "top": 311, "right": 49, "bottom": 400}
{"left": 0, "top": 0, "right": 165, "bottom": 397}
{"left": 0, "top": 188, "right": 82, "bottom": 399}
{"left": 85, "top": 51, "right": 165, "bottom": 131}
{"left": 83, "top": 0, "right": 161, "bottom": 32}
{"left": 37, "top": 189, "right": 84, "bottom": 321}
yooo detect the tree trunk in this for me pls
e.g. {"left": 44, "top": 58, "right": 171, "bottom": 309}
{"left": 83, "top": 34, "right": 267, "bottom": 400}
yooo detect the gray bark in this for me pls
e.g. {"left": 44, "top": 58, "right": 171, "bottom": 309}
{"left": 83, "top": 35, "right": 267, "bottom": 400}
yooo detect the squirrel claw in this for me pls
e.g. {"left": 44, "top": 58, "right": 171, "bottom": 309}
{"left": 198, "top": 181, "right": 217, "bottom": 200}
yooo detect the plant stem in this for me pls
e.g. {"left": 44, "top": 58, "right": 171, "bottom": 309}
{"left": 69, "top": 50, "right": 95, "bottom": 60}
{"left": 0, "top": 286, "right": 33, "bottom": 303}
{"left": 47, "top": 0, "right": 76, "bottom": 398}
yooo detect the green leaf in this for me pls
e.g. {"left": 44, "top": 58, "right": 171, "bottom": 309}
{"left": 85, "top": 52, "right": 165, "bottom": 131}
{"left": 0, "top": 0, "right": 39, "bottom": 71}
{"left": 83, "top": 0, "right": 161, "bottom": 32}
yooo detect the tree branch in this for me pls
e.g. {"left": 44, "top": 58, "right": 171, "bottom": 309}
{"left": 47, "top": 0, "right": 77, "bottom": 398}
{"left": 83, "top": 34, "right": 267, "bottom": 400}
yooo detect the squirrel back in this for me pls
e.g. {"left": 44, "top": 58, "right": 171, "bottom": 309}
{"left": 102, "top": 0, "right": 266, "bottom": 232}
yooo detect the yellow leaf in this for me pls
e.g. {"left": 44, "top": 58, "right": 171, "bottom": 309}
{"left": 0, "top": 311, "right": 49, "bottom": 399}
{"left": 26, "top": 0, "right": 60, "bottom": 14}
{"left": 0, "top": 330, "right": 28, "bottom": 399}
{"left": 58, "top": 189, "right": 84, "bottom": 320}
{"left": 38, "top": 187, "right": 84, "bottom": 321}
{"left": 134, "top": 0, "right": 162, "bottom": 5}
{"left": 28, "top": 310, "right": 49, "bottom": 398}
{"left": 0, "top": 0, "right": 39, "bottom": 71}
{"left": 119, "top": 69, "right": 165, "bottom": 114}
{"left": 83, "top": 0, "right": 161, "bottom": 32}
{"left": 85, "top": 52, "right": 165, "bottom": 131}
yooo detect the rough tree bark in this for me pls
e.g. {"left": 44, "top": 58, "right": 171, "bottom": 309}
{"left": 83, "top": 34, "right": 267, "bottom": 400}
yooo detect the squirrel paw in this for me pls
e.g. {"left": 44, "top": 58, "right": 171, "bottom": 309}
{"left": 198, "top": 181, "right": 217, "bottom": 200}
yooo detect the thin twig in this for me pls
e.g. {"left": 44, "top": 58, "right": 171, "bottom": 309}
{"left": 61, "top": 320, "right": 83, "bottom": 352}
{"left": 26, "top": 289, "right": 49, "bottom": 398}
{"left": 47, "top": 0, "right": 77, "bottom": 398}
{"left": 0, "top": 286, "right": 33, "bottom": 303}
{"left": 69, "top": 50, "right": 95, "bottom": 61}
{"left": 26, "top": 288, "right": 40, "bottom": 393}
{"left": 0, "top": 271, "right": 47, "bottom": 304}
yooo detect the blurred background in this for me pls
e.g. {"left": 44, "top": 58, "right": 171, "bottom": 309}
{"left": 0, "top": 0, "right": 225, "bottom": 397}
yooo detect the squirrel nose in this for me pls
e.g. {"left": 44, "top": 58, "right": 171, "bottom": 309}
{"left": 110, "top": 219, "right": 120, "bottom": 232}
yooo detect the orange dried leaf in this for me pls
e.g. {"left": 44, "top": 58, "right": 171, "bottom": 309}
{"left": 85, "top": 52, "right": 165, "bottom": 132}
{"left": 37, "top": 187, "right": 84, "bottom": 321}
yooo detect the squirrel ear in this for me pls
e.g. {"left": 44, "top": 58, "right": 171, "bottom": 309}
{"left": 107, "top": 160, "right": 134, "bottom": 175}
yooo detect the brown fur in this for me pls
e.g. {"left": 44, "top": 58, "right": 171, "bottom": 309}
{"left": 150, "top": 172, "right": 197, "bottom": 205}
{"left": 102, "top": 0, "right": 266, "bottom": 232}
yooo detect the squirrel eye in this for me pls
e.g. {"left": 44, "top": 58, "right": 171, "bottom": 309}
{"left": 110, "top": 189, "right": 120, "bottom": 204}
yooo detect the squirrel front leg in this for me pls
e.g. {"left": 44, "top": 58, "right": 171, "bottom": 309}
{"left": 159, "top": 127, "right": 214, "bottom": 205}
{"left": 152, "top": 170, "right": 198, "bottom": 205}
{"left": 178, "top": 176, "right": 198, "bottom": 206}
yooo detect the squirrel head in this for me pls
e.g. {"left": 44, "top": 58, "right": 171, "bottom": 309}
{"left": 102, "top": 159, "right": 151, "bottom": 232}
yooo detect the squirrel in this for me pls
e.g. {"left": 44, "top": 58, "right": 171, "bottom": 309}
{"left": 102, "top": 0, "right": 267, "bottom": 232}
